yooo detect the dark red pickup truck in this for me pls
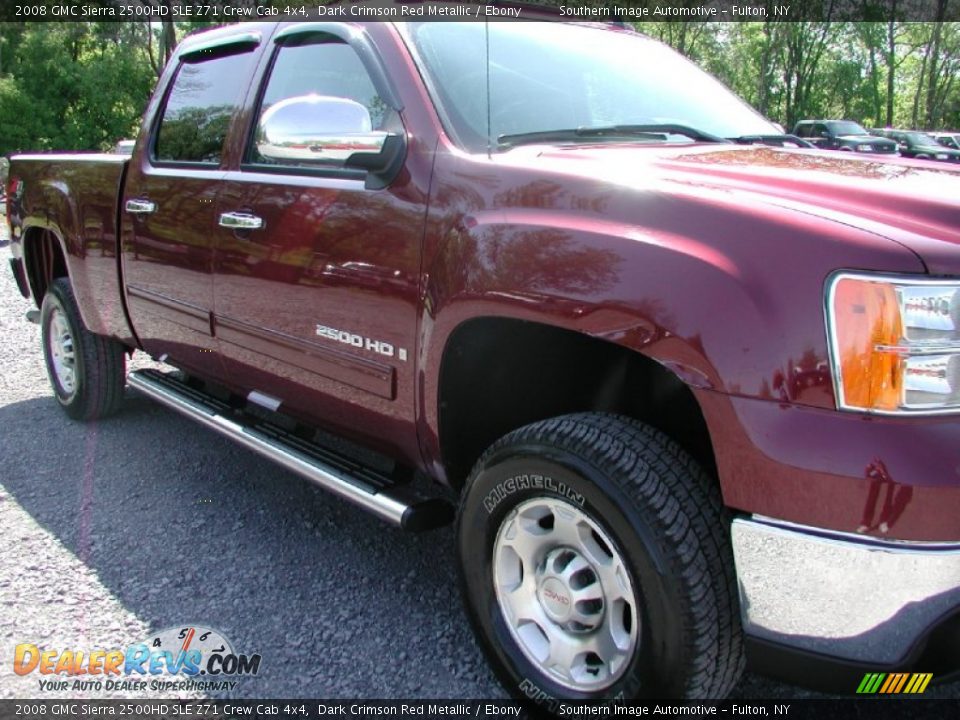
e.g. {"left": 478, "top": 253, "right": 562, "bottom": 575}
{"left": 6, "top": 20, "right": 960, "bottom": 702}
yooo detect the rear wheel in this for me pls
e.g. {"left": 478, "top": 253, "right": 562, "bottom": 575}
{"left": 41, "top": 278, "right": 126, "bottom": 420}
{"left": 457, "top": 413, "right": 744, "bottom": 701}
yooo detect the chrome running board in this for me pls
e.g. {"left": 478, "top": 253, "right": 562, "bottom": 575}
{"left": 128, "top": 369, "right": 453, "bottom": 532}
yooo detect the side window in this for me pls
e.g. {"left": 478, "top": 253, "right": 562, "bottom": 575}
{"left": 154, "top": 48, "right": 255, "bottom": 165}
{"left": 246, "top": 34, "right": 393, "bottom": 169}
{"left": 795, "top": 124, "right": 810, "bottom": 138}
{"left": 813, "top": 123, "right": 828, "bottom": 138}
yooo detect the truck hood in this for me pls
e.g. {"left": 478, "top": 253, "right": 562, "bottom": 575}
{"left": 510, "top": 144, "right": 960, "bottom": 275}
{"left": 837, "top": 134, "right": 896, "bottom": 146}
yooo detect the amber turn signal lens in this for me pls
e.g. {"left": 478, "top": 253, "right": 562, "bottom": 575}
{"left": 831, "top": 278, "right": 903, "bottom": 411}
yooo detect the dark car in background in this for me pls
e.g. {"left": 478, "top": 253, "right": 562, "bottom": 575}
{"left": 873, "top": 128, "right": 960, "bottom": 162}
{"left": 933, "top": 132, "right": 960, "bottom": 151}
{"left": 792, "top": 119, "right": 899, "bottom": 154}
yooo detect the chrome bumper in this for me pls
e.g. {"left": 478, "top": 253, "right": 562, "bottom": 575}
{"left": 731, "top": 516, "right": 960, "bottom": 664}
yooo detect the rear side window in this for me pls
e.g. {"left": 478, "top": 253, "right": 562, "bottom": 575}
{"left": 154, "top": 49, "right": 255, "bottom": 165}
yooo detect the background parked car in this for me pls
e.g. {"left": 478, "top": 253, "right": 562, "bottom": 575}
{"left": 792, "top": 119, "right": 899, "bottom": 154}
{"left": 933, "top": 132, "right": 960, "bottom": 151}
{"left": 872, "top": 128, "right": 960, "bottom": 161}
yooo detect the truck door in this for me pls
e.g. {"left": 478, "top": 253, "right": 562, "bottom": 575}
{"left": 213, "top": 27, "right": 427, "bottom": 460}
{"left": 120, "top": 36, "right": 260, "bottom": 380}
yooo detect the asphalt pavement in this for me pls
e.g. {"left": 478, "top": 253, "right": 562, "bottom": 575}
{"left": 0, "top": 217, "right": 956, "bottom": 702}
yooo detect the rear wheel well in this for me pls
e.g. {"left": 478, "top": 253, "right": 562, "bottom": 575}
{"left": 23, "top": 228, "right": 68, "bottom": 306}
{"left": 438, "top": 317, "right": 716, "bottom": 488}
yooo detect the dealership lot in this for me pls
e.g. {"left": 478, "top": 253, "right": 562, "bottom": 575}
{"left": 0, "top": 218, "right": 955, "bottom": 700}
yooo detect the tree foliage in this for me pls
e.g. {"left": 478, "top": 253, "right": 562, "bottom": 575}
{"left": 638, "top": 17, "right": 960, "bottom": 131}
{"left": 0, "top": 21, "right": 201, "bottom": 155}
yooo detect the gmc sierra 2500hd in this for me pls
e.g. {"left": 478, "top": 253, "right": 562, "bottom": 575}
{"left": 6, "top": 19, "right": 960, "bottom": 702}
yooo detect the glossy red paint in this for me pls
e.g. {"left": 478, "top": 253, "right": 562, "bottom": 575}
{"left": 8, "top": 21, "right": 960, "bottom": 542}
{"left": 120, "top": 160, "right": 228, "bottom": 381}
{"left": 8, "top": 155, "right": 134, "bottom": 343}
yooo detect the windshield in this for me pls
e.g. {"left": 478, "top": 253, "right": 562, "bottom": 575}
{"left": 904, "top": 132, "right": 939, "bottom": 146}
{"left": 399, "top": 22, "right": 776, "bottom": 153}
{"left": 826, "top": 121, "right": 869, "bottom": 136}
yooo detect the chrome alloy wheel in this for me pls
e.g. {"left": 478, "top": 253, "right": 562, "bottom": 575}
{"left": 493, "top": 497, "right": 639, "bottom": 692}
{"left": 47, "top": 307, "right": 77, "bottom": 399}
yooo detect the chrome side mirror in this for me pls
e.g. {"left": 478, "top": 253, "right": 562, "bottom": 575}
{"left": 256, "top": 94, "right": 389, "bottom": 164}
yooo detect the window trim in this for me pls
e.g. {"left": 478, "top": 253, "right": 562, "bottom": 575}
{"left": 150, "top": 39, "right": 260, "bottom": 170}
{"left": 180, "top": 32, "right": 261, "bottom": 62}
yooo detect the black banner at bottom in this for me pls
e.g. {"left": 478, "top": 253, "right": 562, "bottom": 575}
{"left": 1, "top": 700, "right": 958, "bottom": 720}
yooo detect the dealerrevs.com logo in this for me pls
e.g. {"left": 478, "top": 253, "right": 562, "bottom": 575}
{"left": 14, "top": 626, "right": 261, "bottom": 693}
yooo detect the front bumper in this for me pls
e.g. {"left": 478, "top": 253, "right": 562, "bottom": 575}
{"left": 732, "top": 515, "right": 960, "bottom": 667}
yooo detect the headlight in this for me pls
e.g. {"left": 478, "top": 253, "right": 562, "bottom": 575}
{"left": 826, "top": 273, "right": 960, "bottom": 414}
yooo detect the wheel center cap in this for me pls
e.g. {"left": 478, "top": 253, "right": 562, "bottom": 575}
{"left": 538, "top": 577, "right": 572, "bottom": 622}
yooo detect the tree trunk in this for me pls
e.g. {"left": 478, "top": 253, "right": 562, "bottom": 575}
{"left": 912, "top": 40, "right": 930, "bottom": 127}
{"left": 886, "top": 1, "right": 896, "bottom": 126}
{"left": 924, "top": 0, "right": 948, "bottom": 127}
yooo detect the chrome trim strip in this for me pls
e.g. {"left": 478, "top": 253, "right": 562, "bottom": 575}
{"left": 731, "top": 516, "right": 960, "bottom": 663}
{"left": 823, "top": 270, "right": 960, "bottom": 417}
{"left": 128, "top": 371, "right": 408, "bottom": 526}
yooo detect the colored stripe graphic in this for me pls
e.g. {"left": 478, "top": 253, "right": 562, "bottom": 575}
{"left": 857, "top": 672, "right": 932, "bottom": 694}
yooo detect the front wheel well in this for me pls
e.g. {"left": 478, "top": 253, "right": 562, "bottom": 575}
{"left": 23, "top": 227, "right": 68, "bottom": 307}
{"left": 437, "top": 317, "right": 716, "bottom": 489}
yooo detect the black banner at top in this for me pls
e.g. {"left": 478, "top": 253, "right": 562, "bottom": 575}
{"left": 0, "top": 0, "right": 958, "bottom": 23}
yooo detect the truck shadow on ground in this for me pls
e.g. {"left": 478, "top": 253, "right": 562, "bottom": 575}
{"left": 4, "top": 392, "right": 911, "bottom": 700}
{"left": 0, "top": 392, "right": 501, "bottom": 698}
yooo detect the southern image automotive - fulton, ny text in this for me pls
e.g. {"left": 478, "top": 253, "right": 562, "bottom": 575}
{"left": 556, "top": 705, "right": 775, "bottom": 716}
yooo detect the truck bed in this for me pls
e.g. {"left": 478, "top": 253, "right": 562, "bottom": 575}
{"left": 9, "top": 153, "right": 133, "bottom": 342}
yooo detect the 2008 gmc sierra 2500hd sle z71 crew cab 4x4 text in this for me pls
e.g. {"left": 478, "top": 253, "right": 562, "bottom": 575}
{"left": 6, "top": 19, "right": 960, "bottom": 702}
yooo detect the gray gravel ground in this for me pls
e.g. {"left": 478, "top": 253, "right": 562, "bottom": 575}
{"left": 0, "top": 216, "right": 956, "bottom": 703}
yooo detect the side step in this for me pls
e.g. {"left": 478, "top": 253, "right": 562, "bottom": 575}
{"left": 128, "top": 369, "right": 454, "bottom": 532}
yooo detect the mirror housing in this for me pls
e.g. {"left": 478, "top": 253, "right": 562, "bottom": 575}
{"left": 256, "top": 94, "right": 405, "bottom": 188}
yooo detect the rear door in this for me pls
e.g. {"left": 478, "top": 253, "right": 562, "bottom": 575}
{"left": 810, "top": 122, "right": 831, "bottom": 148}
{"left": 120, "top": 35, "right": 260, "bottom": 379}
{"left": 213, "top": 25, "right": 428, "bottom": 459}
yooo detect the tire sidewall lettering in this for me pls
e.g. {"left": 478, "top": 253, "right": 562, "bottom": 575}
{"left": 482, "top": 473, "right": 585, "bottom": 514}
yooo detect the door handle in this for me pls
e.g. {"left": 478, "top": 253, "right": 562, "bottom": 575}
{"left": 125, "top": 198, "right": 156, "bottom": 214}
{"left": 219, "top": 212, "right": 264, "bottom": 231}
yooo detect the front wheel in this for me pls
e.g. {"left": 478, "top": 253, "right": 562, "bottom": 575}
{"left": 41, "top": 277, "right": 126, "bottom": 420}
{"left": 457, "top": 413, "right": 744, "bottom": 702}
